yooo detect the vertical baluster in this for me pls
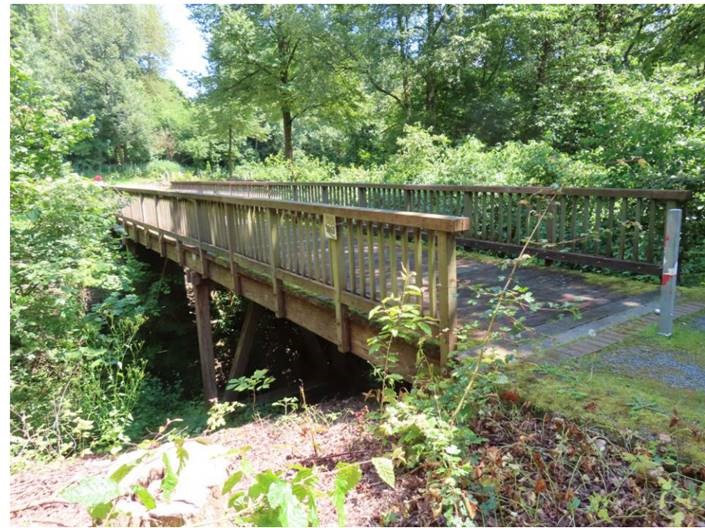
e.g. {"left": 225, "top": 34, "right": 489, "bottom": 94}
{"left": 496, "top": 193, "right": 504, "bottom": 242}
{"left": 414, "top": 228, "right": 424, "bottom": 312}
{"left": 607, "top": 197, "right": 615, "bottom": 257}
{"left": 647, "top": 199, "right": 656, "bottom": 262}
{"left": 619, "top": 197, "right": 627, "bottom": 260}
{"left": 558, "top": 195, "right": 566, "bottom": 249}
{"left": 305, "top": 213, "right": 314, "bottom": 279}
{"left": 515, "top": 194, "right": 524, "bottom": 244}
{"left": 347, "top": 218, "right": 355, "bottom": 291}
{"left": 581, "top": 196, "right": 590, "bottom": 253}
{"left": 312, "top": 214, "right": 322, "bottom": 281}
{"left": 356, "top": 220, "right": 365, "bottom": 296}
{"left": 633, "top": 199, "right": 642, "bottom": 261}
{"left": 390, "top": 226, "right": 399, "bottom": 297}
{"left": 320, "top": 220, "right": 330, "bottom": 284}
{"left": 428, "top": 230, "right": 437, "bottom": 318}
{"left": 479, "top": 192, "right": 486, "bottom": 239}
{"left": 367, "top": 222, "right": 376, "bottom": 301}
{"left": 401, "top": 226, "right": 409, "bottom": 275}
{"left": 593, "top": 198, "right": 602, "bottom": 255}
{"left": 378, "top": 223, "right": 387, "bottom": 300}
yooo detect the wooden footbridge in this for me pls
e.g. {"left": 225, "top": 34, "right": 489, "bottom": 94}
{"left": 115, "top": 181, "right": 690, "bottom": 400}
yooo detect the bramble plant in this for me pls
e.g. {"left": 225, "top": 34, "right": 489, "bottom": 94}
{"left": 366, "top": 268, "right": 436, "bottom": 404}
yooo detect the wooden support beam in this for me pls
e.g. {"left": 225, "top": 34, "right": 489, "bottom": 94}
{"left": 187, "top": 270, "right": 218, "bottom": 405}
{"left": 224, "top": 301, "right": 265, "bottom": 401}
{"left": 298, "top": 328, "right": 330, "bottom": 381}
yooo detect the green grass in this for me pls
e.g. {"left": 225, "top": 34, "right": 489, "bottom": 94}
{"left": 512, "top": 309, "right": 705, "bottom": 465}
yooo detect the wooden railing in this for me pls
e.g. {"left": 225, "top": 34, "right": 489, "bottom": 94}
{"left": 115, "top": 185, "right": 469, "bottom": 366}
{"left": 170, "top": 181, "right": 691, "bottom": 275}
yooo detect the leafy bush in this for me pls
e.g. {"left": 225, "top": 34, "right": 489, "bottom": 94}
{"left": 10, "top": 175, "right": 157, "bottom": 460}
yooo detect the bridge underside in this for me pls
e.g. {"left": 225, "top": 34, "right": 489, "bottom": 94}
{"left": 122, "top": 218, "right": 432, "bottom": 383}
{"left": 122, "top": 217, "right": 657, "bottom": 385}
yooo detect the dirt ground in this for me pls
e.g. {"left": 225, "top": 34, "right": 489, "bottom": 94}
{"left": 9, "top": 397, "right": 429, "bottom": 527}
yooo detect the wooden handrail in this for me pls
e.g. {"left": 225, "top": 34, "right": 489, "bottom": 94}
{"left": 113, "top": 185, "right": 470, "bottom": 233}
{"left": 114, "top": 184, "right": 466, "bottom": 365}
{"left": 170, "top": 180, "right": 692, "bottom": 202}
{"left": 168, "top": 180, "right": 691, "bottom": 275}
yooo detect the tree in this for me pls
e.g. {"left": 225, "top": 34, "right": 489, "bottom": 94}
{"left": 10, "top": 57, "right": 92, "bottom": 181}
{"left": 195, "top": 5, "right": 359, "bottom": 161}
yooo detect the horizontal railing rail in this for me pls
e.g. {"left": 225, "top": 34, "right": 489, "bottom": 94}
{"left": 115, "top": 185, "right": 469, "bottom": 365}
{"left": 170, "top": 180, "right": 692, "bottom": 275}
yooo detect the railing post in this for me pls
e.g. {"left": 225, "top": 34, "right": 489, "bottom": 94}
{"left": 268, "top": 209, "right": 285, "bottom": 318}
{"left": 328, "top": 216, "right": 350, "bottom": 352}
{"left": 437, "top": 231, "right": 458, "bottom": 370}
{"left": 658, "top": 208, "right": 682, "bottom": 337}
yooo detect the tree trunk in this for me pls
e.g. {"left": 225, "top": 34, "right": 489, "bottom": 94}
{"left": 282, "top": 108, "right": 294, "bottom": 161}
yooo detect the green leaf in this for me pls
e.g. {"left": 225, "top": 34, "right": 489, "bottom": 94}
{"left": 132, "top": 485, "right": 157, "bottom": 510}
{"left": 222, "top": 470, "right": 243, "bottom": 494}
{"left": 60, "top": 476, "right": 120, "bottom": 511}
{"left": 371, "top": 457, "right": 395, "bottom": 489}
{"left": 267, "top": 480, "right": 308, "bottom": 527}
{"left": 109, "top": 462, "right": 136, "bottom": 483}
{"left": 161, "top": 452, "right": 178, "bottom": 499}
{"left": 88, "top": 502, "right": 113, "bottom": 521}
{"left": 331, "top": 462, "right": 361, "bottom": 527}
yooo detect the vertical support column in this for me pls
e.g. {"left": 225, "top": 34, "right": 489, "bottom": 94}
{"left": 268, "top": 209, "right": 285, "bottom": 317}
{"left": 658, "top": 208, "right": 682, "bottom": 337}
{"left": 224, "top": 302, "right": 265, "bottom": 401}
{"left": 437, "top": 231, "right": 458, "bottom": 370}
{"left": 328, "top": 217, "right": 350, "bottom": 353}
{"left": 187, "top": 270, "right": 218, "bottom": 404}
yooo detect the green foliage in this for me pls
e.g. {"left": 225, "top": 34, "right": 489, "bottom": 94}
{"left": 206, "top": 400, "right": 246, "bottom": 433}
{"left": 60, "top": 475, "right": 121, "bottom": 522}
{"left": 271, "top": 397, "right": 299, "bottom": 416}
{"left": 10, "top": 176, "right": 158, "bottom": 460}
{"left": 226, "top": 369, "right": 276, "bottom": 412}
{"left": 366, "top": 269, "right": 436, "bottom": 403}
{"left": 330, "top": 462, "right": 362, "bottom": 526}
{"left": 10, "top": 59, "right": 92, "bottom": 181}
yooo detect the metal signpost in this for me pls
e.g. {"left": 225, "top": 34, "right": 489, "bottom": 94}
{"left": 658, "top": 208, "right": 682, "bottom": 337}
